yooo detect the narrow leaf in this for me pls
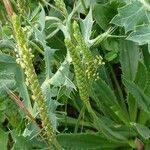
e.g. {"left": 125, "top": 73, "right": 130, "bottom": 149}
{"left": 57, "top": 133, "right": 128, "bottom": 150}
{"left": 119, "top": 40, "right": 140, "bottom": 81}
{"left": 92, "top": 79, "right": 129, "bottom": 124}
{"left": 123, "top": 78, "right": 150, "bottom": 114}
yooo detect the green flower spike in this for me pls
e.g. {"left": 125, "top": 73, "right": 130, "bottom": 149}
{"left": 54, "top": 0, "right": 68, "bottom": 16}
{"left": 73, "top": 21, "right": 99, "bottom": 80}
{"left": 65, "top": 38, "right": 89, "bottom": 104}
{"left": 65, "top": 38, "right": 103, "bottom": 131}
{"left": 11, "top": 14, "right": 62, "bottom": 149}
{"left": 16, "top": 0, "right": 27, "bottom": 16}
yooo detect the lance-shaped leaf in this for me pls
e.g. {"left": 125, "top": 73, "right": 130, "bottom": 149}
{"left": 123, "top": 78, "right": 150, "bottom": 114}
{"left": 119, "top": 40, "right": 140, "bottom": 81}
{"left": 133, "top": 123, "right": 150, "bottom": 140}
{"left": 92, "top": 78, "right": 129, "bottom": 125}
{"left": 57, "top": 133, "right": 129, "bottom": 150}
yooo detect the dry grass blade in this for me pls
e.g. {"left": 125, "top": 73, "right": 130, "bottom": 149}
{"left": 3, "top": 0, "right": 14, "bottom": 18}
{"left": 7, "top": 89, "right": 36, "bottom": 124}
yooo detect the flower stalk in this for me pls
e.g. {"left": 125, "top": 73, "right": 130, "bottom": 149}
{"left": 11, "top": 14, "right": 61, "bottom": 149}
{"left": 73, "top": 21, "right": 103, "bottom": 80}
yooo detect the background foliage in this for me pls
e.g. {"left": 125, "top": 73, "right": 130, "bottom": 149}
{"left": 1, "top": 0, "right": 150, "bottom": 149}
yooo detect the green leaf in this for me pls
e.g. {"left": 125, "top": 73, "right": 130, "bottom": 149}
{"left": 111, "top": 1, "right": 150, "bottom": 32}
{"left": 57, "top": 133, "right": 128, "bottom": 150}
{"left": 0, "top": 54, "right": 33, "bottom": 114}
{"left": 133, "top": 123, "right": 150, "bottom": 140}
{"left": 101, "top": 38, "right": 119, "bottom": 52}
{"left": 44, "top": 46, "right": 56, "bottom": 78}
{"left": 76, "top": 0, "right": 97, "bottom": 14}
{"left": 127, "top": 94, "right": 137, "bottom": 122}
{"left": 12, "top": 135, "right": 47, "bottom": 150}
{"left": 41, "top": 53, "right": 73, "bottom": 130}
{"left": 127, "top": 25, "right": 150, "bottom": 46}
{"left": 0, "top": 54, "right": 17, "bottom": 95}
{"left": 0, "top": 39, "right": 15, "bottom": 50}
{"left": 145, "top": 142, "right": 150, "bottom": 150}
{"left": 123, "top": 78, "right": 150, "bottom": 114}
{"left": 28, "top": 4, "right": 41, "bottom": 22}
{"left": 119, "top": 40, "right": 139, "bottom": 121}
{"left": 80, "top": 8, "right": 94, "bottom": 43}
{"left": 5, "top": 106, "right": 21, "bottom": 128}
{"left": 119, "top": 40, "right": 140, "bottom": 81}
{"left": 109, "top": 0, "right": 130, "bottom": 3}
{"left": 93, "top": 3, "right": 117, "bottom": 30}
{"left": 135, "top": 61, "right": 148, "bottom": 90}
{"left": 0, "top": 128, "right": 8, "bottom": 150}
{"left": 142, "top": 45, "right": 150, "bottom": 70}
{"left": 38, "top": 5, "right": 45, "bottom": 31}
{"left": 105, "top": 51, "right": 118, "bottom": 61}
{"left": 128, "top": 62, "right": 148, "bottom": 122}
{"left": 15, "top": 66, "right": 33, "bottom": 115}
{"left": 92, "top": 79, "right": 129, "bottom": 124}
{"left": 0, "top": 96, "right": 6, "bottom": 111}
{"left": 46, "top": 54, "right": 71, "bottom": 87}
{"left": 142, "top": 47, "right": 150, "bottom": 97}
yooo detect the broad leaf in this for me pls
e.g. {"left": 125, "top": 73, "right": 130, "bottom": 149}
{"left": 93, "top": 3, "right": 117, "bottom": 30}
{"left": 111, "top": 1, "right": 150, "bottom": 32}
{"left": 127, "top": 25, "right": 150, "bottom": 53}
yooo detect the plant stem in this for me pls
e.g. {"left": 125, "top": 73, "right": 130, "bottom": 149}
{"left": 74, "top": 105, "right": 86, "bottom": 133}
